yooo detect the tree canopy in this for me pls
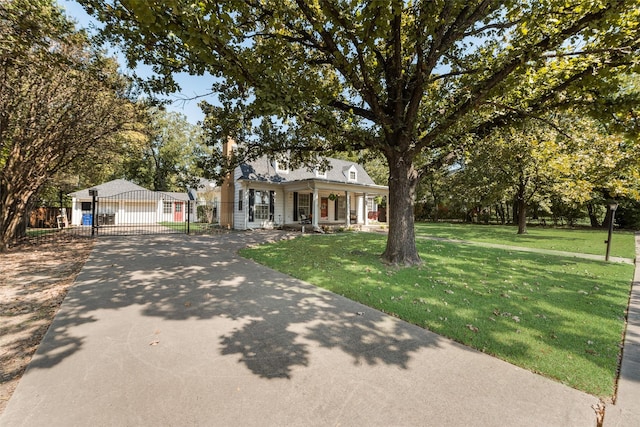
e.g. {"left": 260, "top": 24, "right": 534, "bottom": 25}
{"left": 0, "top": 0, "right": 138, "bottom": 250}
{"left": 453, "top": 112, "right": 640, "bottom": 232}
{"left": 80, "top": 0, "right": 640, "bottom": 264}
{"left": 122, "top": 108, "right": 207, "bottom": 191}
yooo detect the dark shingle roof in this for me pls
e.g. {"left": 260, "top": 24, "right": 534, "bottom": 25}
{"left": 238, "top": 156, "right": 380, "bottom": 186}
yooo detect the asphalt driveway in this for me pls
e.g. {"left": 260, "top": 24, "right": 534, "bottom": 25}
{"left": 1, "top": 231, "right": 599, "bottom": 426}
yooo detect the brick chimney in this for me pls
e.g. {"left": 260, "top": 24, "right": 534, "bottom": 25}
{"left": 219, "top": 138, "right": 236, "bottom": 228}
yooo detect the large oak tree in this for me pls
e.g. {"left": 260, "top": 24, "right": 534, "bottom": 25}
{"left": 81, "top": 0, "right": 639, "bottom": 264}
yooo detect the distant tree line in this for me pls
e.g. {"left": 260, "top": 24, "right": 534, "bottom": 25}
{"left": 412, "top": 105, "right": 640, "bottom": 231}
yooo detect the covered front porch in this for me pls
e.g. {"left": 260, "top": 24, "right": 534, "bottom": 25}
{"left": 281, "top": 222, "right": 388, "bottom": 234}
{"left": 280, "top": 182, "right": 388, "bottom": 230}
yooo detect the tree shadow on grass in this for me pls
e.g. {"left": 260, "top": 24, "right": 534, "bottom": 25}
{"left": 286, "top": 233, "right": 636, "bottom": 394}
{"left": 414, "top": 240, "right": 637, "bottom": 393}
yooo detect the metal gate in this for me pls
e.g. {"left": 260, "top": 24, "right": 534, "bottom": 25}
{"left": 20, "top": 189, "right": 223, "bottom": 246}
{"left": 80, "top": 190, "right": 192, "bottom": 236}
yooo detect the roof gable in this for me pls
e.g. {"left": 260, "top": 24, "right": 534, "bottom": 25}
{"left": 343, "top": 164, "right": 358, "bottom": 181}
{"left": 68, "top": 179, "right": 187, "bottom": 200}
{"left": 238, "top": 156, "right": 379, "bottom": 186}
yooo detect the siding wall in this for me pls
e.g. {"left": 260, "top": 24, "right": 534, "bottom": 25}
{"left": 232, "top": 172, "right": 286, "bottom": 230}
{"left": 233, "top": 168, "right": 246, "bottom": 229}
{"left": 115, "top": 201, "right": 157, "bottom": 224}
{"left": 233, "top": 184, "right": 284, "bottom": 230}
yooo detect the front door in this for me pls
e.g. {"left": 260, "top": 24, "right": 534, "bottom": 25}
{"left": 174, "top": 202, "right": 183, "bottom": 222}
{"left": 321, "top": 197, "right": 328, "bottom": 218}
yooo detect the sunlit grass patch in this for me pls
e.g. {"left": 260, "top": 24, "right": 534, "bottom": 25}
{"left": 241, "top": 232, "right": 634, "bottom": 397}
{"left": 414, "top": 222, "right": 636, "bottom": 259}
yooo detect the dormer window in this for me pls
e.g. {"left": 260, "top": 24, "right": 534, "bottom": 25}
{"left": 315, "top": 168, "right": 327, "bottom": 178}
{"left": 274, "top": 160, "right": 289, "bottom": 174}
{"left": 346, "top": 165, "right": 357, "bottom": 182}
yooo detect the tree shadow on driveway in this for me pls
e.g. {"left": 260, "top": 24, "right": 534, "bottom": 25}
{"left": 27, "top": 231, "right": 445, "bottom": 379}
{"left": 5, "top": 231, "right": 601, "bottom": 427}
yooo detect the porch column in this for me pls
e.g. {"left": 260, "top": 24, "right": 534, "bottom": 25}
{"left": 281, "top": 190, "right": 286, "bottom": 227}
{"left": 243, "top": 183, "right": 249, "bottom": 230}
{"left": 71, "top": 197, "right": 78, "bottom": 225}
{"left": 312, "top": 188, "right": 319, "bottom": 228}
{"left": 364, "top": 193, "right": 369, "bottom": 226}
{"left": 345, "top": 190, "right": 351, "bottom": 226}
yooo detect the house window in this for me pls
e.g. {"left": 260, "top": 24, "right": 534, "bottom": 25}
{"left": 367, "top": 198, "right": 375, "bottom": 211}
{"left": 298, "top": 193, "right": 311, "bottom": 217}
{"left": 253, "top": 190, "right": 270, "bottom": 220}
{"left": 163, "top": 201, "right": 172, "bottom": 213}
{"left": 315, "top": 169, "right": 326, "bottom": 178}
{"left": 81, "top": 202, "right": 92, "bottom": 211}
{"left": 238, "top": 189, "right": 243, "bottom": 211}
{"left": 344, "top": 165, "right": 358, "bottom": 182}
{"left": 337, "top": 196, "right": 346, "bottom": 220}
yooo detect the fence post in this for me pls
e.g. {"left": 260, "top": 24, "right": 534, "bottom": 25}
{"left": 89, "top": 189, "right": 98, "bottom": 237}
{"left": 187, "top": 200, "right": 191, "bottom": 235}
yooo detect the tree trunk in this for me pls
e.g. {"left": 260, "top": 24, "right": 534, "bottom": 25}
{"left": 0, "top": 146, "right": 50, "bottom": 251}
{"left": 517, "top": 199, "right": 528, "bottom": 234}
{"left": 382, "top": 154, "right": 421, "bottom": 266}
{"left": 516, "top": 186, "right": 527, "bottom": 234}
{"left": 512, "top": 196, "right": 519, "bottom": 224}
{"left": 0, "top": 180, "right": 33, "bottom": 251}
{"left": 587, "top": 202, "right": 601, "bottom": 228}
{"left": 496, "top": 204, "right": 506, "bottom": 224}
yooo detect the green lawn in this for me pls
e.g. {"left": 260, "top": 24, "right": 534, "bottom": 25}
{"left": 415, "top": 222, "right": 636, "bottom": 259}
{"left": 160, "top": 222, "right": 227, "bottom": 233}
{"left": 159, "top": 221, "right": 188, "bottom": 230}
{"left": 240, "top": 232, "right": 635, "bottom": 397}
{"left": 26, "top": 228, "right": 60, "bottom": 237}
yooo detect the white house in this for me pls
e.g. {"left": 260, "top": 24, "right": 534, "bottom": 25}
{"left": 68, "top": 179, "right": 192, "bottom": 226}
{"left": 219, "top": 150, "right": 389, "bottom": 230}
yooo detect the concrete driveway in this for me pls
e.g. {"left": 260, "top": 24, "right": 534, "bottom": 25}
{"left": 1, "top": 231, "right": 599, "bottom": 426}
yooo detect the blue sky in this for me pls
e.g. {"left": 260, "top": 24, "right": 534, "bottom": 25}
{"left": 59, "top": 0, "right": 216, "bottom": 124}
